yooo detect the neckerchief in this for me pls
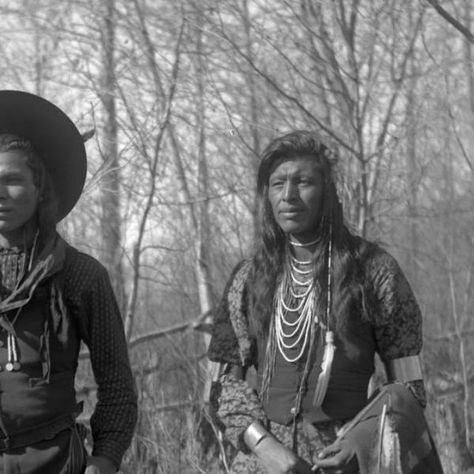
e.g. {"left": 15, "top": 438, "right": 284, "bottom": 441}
{"left": 0, "top": 234, "right": 66, "bottom": 336}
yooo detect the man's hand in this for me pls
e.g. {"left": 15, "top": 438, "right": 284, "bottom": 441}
{"left": 254, "top": 436, "right": 312, "bottom": 474}
{"left": 85, "top": 456, "right": 116, "bottom": 474}
{"left": 311, "top": 439, "right": 358, "bottom": 473}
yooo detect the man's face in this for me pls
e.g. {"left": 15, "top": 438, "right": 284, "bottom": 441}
{"left": 0, "top": 150, "right": 39, "bottom": 243}
{"left": 268, "top": 155, "right": 324, "bottom": 242}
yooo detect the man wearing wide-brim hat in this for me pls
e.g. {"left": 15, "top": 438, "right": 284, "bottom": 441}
{"left": 0, "top": 90, "right": 137, "bottom": 474}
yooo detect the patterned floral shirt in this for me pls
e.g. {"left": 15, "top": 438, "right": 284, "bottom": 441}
{"left": 208, "top": 243, "right": 426, "bottom": 454}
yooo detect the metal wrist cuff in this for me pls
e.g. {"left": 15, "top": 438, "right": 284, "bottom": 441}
{"left": 385, "top": 355, "right": 423, "bottom": 382}
{"left": 243, "top": 421, "right": 269, "bottom": 451}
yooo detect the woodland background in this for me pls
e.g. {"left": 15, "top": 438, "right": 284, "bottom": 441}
{"left": 1, "top": 0, "right": 473, "bottom": 472}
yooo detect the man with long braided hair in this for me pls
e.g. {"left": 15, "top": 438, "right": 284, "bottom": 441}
{"left": 208, "top": 131, "right": 442, "bottom": 473}
{"left": 0, "top": 91, "right": 137, "bottom": 474}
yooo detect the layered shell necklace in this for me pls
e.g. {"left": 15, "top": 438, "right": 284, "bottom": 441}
{"left": 274, "top": 250, "right": 317, "bottom": 363}
{"left": 269, "top": 231, "right": 336, "bottom": 408}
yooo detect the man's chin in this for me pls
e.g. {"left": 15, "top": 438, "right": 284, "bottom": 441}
{"left": 0, "top": 223, "right": 23, "bottom": 237}
{"left": 279, "top": 225, "right": 310, "bottom": 236}
{"left": 277, "top": 218, "right": 303, "bottom": 232}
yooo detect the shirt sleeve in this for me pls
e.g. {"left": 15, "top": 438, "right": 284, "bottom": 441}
{"left": 213, "top": 369, "right": 267, "bottom": 451}
{"left": 64, "top": 249, "right": 137, "bottom": 469}
{"left": 208, "top": 261, "right": 266, "bottom": 450}
{"left": 207, "top": 264, "right": 243, "bottom": 365}
{"left": 367, "top": 247, "right": 426, "bottom": 406}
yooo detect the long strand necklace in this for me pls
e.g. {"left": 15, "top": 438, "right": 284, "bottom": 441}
{"left": 2, "top": 232, "right": 39, "bottom": 372}
{"left": 274, "top": 252, "right": 318, "bottom": 363}
{"left": 264, "top": 227, "right": 337, "bottom": 414}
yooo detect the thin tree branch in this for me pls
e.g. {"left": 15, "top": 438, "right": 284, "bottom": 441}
{"left": 425, "top": 0, "right": 474, "bottom": 43}
{"left": 128, "top": 311, "right": 212, "bottom": 350}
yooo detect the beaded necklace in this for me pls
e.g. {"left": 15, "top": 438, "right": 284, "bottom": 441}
{"left": 0, "top": 232, "right": 39, "bottom": 372}
{"left": 274, "top": 253, "right": 317, "bottom": 363}
{"left": 260, "top": 227, "right": 336, "bottom": 412}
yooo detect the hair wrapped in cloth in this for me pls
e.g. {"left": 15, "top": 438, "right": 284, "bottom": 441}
{"left": 336, "top": 383, "right": 443, "bottom": 474}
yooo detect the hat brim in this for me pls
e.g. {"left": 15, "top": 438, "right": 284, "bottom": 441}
{"left": 0, "top": 90, "right": 87, "bottom": 221}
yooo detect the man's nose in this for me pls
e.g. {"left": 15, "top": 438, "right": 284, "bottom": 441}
{"left": 283, "top": 181, "right": 298, "bottom": 201}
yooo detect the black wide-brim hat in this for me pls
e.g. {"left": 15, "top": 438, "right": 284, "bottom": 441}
{"left": 0, "top": 90, "right": 87, "bottom": 221}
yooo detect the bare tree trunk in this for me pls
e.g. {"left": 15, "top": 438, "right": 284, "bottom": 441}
{"left": 464, "top": 0, "right": 474, "bottom": 176}
{"left": 193, "top": 4, "right": 216, "bottom": 397}
{"left": 122, "top": 0, "right": 184, "bottom": 340}
{"left": 98, "top": 0, "right": 125, "bottom": 309}
{"left": 432, "top": 398, "right": 474, "bottom": 474}
{"left": 438, "top": 104, "right": 474, "bottom": 467}
{"left": 462, "top": 0, "right": 474, "bottom": 454}
{"left": 447, "top": 265, "right": 472, "bottom": 454}
{"left": 243, "top": 0, "right": 261, "bottom": 234}
{"left": 405, "top": 24, "right": 419, "bottom": 279}
{"left": 464, "top": 0, "right": 474, "bottom": 153}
